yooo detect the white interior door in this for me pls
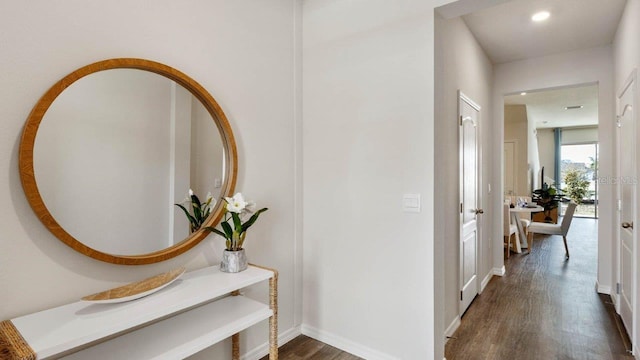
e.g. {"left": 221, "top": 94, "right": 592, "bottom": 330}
{"left": 617, "top": 70, "right": 636, "bottom": 342}
{"left": 504, "top": 141, "right": 516, "bottom": 196}
{"left": 459, "top": 91, "right": 481, "bottom": 315}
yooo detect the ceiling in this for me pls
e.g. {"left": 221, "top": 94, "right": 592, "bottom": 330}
{"left": 504, "top": 84, "right": 598, "bottom": 128}
{"left": 462, "top": 0, "right": 627, "bottom": 64}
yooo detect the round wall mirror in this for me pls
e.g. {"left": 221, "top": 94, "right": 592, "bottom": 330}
{"left": 19, "top": 58, "right": 237, "bottom": 265}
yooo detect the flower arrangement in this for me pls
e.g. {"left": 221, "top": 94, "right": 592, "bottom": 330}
{"left": 205, "top": 193, "right": 268, "bottom": 251}
{"left": 174, "top": 189, "right": 215, "bottom": 233}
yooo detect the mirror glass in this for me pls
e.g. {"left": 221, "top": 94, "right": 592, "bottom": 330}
{"left": 33, "top": 69, "right": 224, "bottom": 255}
{"left": 20, "top": 59, "right": 237, "bottom": 264}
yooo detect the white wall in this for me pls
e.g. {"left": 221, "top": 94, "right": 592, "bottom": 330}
{"left": 613, "top": 0, "right": 640, "bottom": 351}
{"left": 537, "top": 128, "right": 556, "bottom": 182}
{"left": 0, "top": 1, "right": 301, "bottom": 358}
{"left": 614, "top": 0, "right": 640, "bottom": 90}
{"left": 504, "top": 105, "right": 529, "bottom": 195}
{"left": 303, "top": 1, "right": 437, "bottom": 358}
{"left": 493, "top": 46, "right": 615, "bottom": 291}
{"left": 528, "top": 107, "right": 541, "bottom": 191}
{"left": 434, "top": 14, "right": 494, "bottom": 342}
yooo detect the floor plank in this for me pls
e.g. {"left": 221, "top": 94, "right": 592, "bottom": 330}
{"left": 446, "top": 217, "right": 633, "bottom": 360}
{"left": 259, "top": 335, "right": 362, "bottom": 360}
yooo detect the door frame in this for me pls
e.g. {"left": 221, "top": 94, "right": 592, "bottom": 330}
{"left": 616, "top": 68, "right": 639, "bottom": 354}
{"left": 458, "top": 90, "right": 483, "bottom": 315}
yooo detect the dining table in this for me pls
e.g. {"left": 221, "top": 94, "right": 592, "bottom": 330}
{"left": 509, "top": 204, "right": 544, "bottom": 253}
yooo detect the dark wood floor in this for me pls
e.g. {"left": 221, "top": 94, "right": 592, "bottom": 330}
{"left": 446, "top": 217, "right": 633, "bottom": 360}
{"left": 259, "top": 335, "right": 361, "bottom": 360}
{"left": 263, "top": 219, "right": 630, "bottom": 359}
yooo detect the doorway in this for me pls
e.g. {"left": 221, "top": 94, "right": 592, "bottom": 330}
{"left": 434, "top": 0, "right": 624, "bottom": 358}
{"left": 503, "top": 84, "right": 600, "bottom": 225}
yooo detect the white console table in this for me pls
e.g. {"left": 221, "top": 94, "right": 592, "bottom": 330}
{"left": 0, "top": 264, "right": 278, "bottom": 360}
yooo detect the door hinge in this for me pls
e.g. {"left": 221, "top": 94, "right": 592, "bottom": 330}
{"left": 460, "top": 291, "right": 463, "bottom": 301}
{"left": 459, "top": 115, "right": 463, "bottom": 126}
{"left": 617, "top": 282, "right": 621, "bottom": 294}
{"left": 460, "top": 203, "right": 463, "bottom": 213}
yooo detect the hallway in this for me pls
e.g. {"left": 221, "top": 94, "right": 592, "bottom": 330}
{"left": 445, "top": 218, "right": 632, "bottom": 359}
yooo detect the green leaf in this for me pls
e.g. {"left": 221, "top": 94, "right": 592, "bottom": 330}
{"left": 232, "top": 212, "right": 242, "bottom": 232}
{"left": 203, "top": 226, "right": 227, "bottom": 238}
{"left": 193, "top": 206, "right": 202, "bottom": 224}
{"left": 175, "top": 204, "right": 197, "bottom": 227}
{"left": 191, "top": 193, "right": 202, "bottom": 208}
{"left": 241, "top": 208, "right": 268, "bottom": 232}
{"left": 221, "top": 221, "right": 233, "bottom": 239}
{"left": 192, "top": 194, "right": 206, "bottom": 221}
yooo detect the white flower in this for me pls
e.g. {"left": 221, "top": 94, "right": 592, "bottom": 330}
{"left": 241, "top": 201, "right": 257, "bottom": 219}
{"left": 225, "top": 193, "right": 248, "bottom": 213}
{"left": 189, "top": 189, "right": 194, "bottom": 197}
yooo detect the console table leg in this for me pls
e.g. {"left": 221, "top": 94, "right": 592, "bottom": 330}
{"left": 231, "top": 290, "right": 241, "bottom": 360}
{"left": 269, "top": 273, "right": 278, "bottom": 360}
{"left": 247, "top": 264, "right": 279, "bottom": 360}
{"left": 232, "top": 333, "right": 240, "bottom": 360}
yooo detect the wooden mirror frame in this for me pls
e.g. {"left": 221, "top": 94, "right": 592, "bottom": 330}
{"left": 19, "top": 58, "right": 238, "bottom": 265}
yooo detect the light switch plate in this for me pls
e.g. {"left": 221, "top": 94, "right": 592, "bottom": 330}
{"left": 402, "top": 194, "right": 421, "bottom": 213}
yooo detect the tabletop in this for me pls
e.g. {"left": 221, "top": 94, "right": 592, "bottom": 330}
{"left": 509, "top": 205, "right": 544, "bottom": 213}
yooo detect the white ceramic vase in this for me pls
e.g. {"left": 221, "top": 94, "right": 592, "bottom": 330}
{"left": 220, "top": 249, "right": 248, "bottom": 273}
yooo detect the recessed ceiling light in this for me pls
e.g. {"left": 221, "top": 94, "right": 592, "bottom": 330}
{"left": 532, "top": 11, "right": 550, "bottom": 22}
{"left": 520, "top": 92, "right": 527, "bottom": 96}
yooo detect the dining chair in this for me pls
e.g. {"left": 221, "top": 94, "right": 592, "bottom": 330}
{"left": 503, "top": 203, "right": 519, "bottom": 259}
{"left": 508, "top": 195, "right": 532, "bottom": 233}
{"left": 527, "top": 202, "right": 577, "bottom": 259}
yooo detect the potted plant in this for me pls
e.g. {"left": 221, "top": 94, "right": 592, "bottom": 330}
{"left": 532, "top": 182, "right": 564, "bottom": 223}
{"left": 174, "top": 189, "right": 215, "bottom": 233}
{"left": 205, "top": 193, "right": 268, "bottom": 273}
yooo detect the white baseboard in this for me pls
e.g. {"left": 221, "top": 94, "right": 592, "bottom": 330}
{"left": 241, "top": 325, "right": 301, "bottom": 360}
{"left": 480, "top": 270, "right": 493, "bottom": 293}
{"left": 596, "top": 281, "right": 611, "bottom": 295}
{"left": 444, "top": 316, "right": 461, "bottom": 341}
{"left": 301, "top": 324, "right": 399, "bottom": 360}
{"left": 492, "top": 266, "right": 506, "bottom": 276}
